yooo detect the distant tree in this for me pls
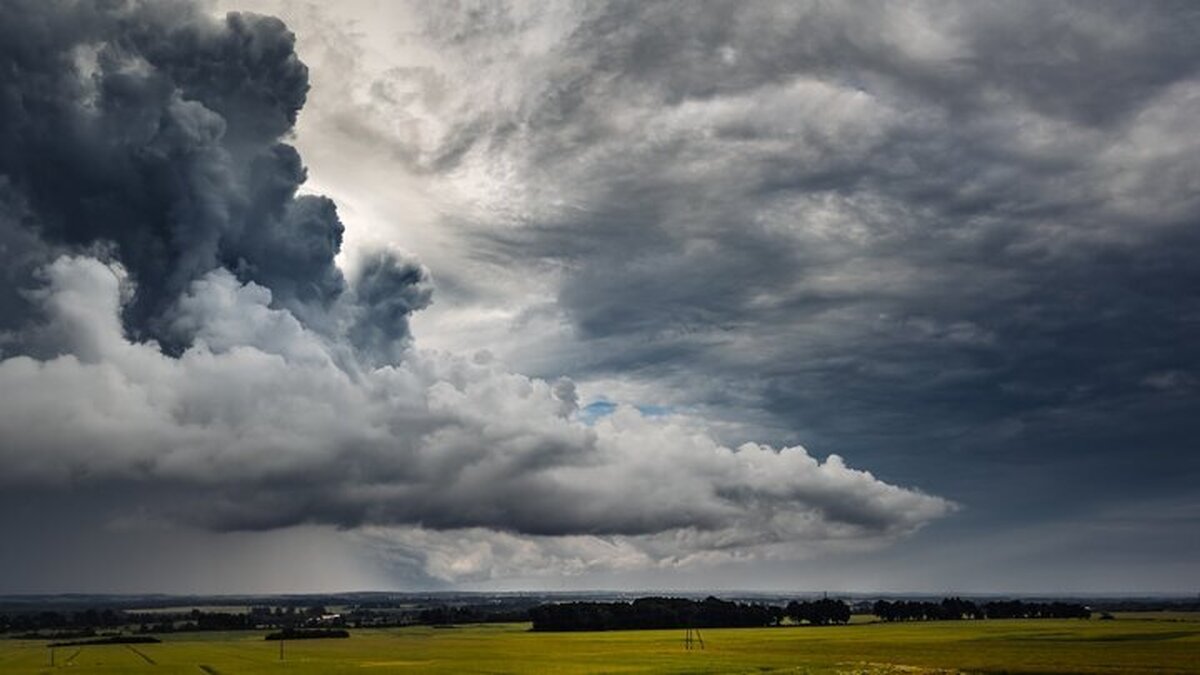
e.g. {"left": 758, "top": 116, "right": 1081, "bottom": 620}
{"left": 786, "top": 599, "right": 850, "bottom": 625}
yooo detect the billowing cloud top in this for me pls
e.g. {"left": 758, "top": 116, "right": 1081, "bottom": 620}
{"left": 0, "top": 0, "right": 953, "bottom": 585}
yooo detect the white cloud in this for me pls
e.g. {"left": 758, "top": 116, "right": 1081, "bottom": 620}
{"left": 0, "top": 255, "right": 954, "bottom": 579}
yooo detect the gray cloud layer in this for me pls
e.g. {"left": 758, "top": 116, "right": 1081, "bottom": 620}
{"left": 6, "top": 0, "right": 1196, "bottom": 590}
{"left": 340, "top": 1, "right": 1200, "bottom": 507}
{"left": 0, "top": 0, "right": 956, "bottom": 584}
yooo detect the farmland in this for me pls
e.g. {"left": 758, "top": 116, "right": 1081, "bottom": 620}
{"left": 1, "top": 614, "right": 1197, "bottom": 674}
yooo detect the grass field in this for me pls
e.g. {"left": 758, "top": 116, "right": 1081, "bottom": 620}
{"left": 2, "top": 616, "right": 1198, "bottom": 674}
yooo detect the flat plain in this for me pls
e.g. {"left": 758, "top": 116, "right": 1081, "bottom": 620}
{"left": 1, "top": 614, "right": 1197, "bottom": 674}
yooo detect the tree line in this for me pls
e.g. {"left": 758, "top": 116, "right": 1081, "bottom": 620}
{"left": 871, "top": 598, "right": 1089, "bottom": 621}
{"left": 0, "top": 594, "right": 1098, "bottom": 637}
{"left": 530, "top": 596, "right": 857, "bottom": 631}
{"left": 530, "top": 595, "right": 1092, "bottom": 631}
{"left": 531, "top": 597, "right": 777, "bottom": 631}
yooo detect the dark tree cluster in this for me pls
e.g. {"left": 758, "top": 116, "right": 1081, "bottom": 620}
{"left": 785, "top": 598, "right": 852, "bottom": 625}
{"left": 981, "top": 600, "right": 1090, "bottom": 619}
{"left": 530, "top": 597, "right": 783, "bottom": 632}
{"left": 872, "top": 598, "right": 983, "bottom": 622}
{"left": 871, "top": 598, "right": 1088, "bottom": 622}
{"left": 416, "top": 605, "right": 531, "bottom": 626}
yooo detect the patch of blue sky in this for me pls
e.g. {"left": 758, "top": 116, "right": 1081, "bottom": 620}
{"left": 578, "top": 400, "right": 618, "bottom": 425}
{"left": 577, "top": 400, "right": 675, "bottom": 425}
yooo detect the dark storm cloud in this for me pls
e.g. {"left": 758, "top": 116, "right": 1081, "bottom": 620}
{"left": 374, "top": 0, "right": 1200, "bottom": 518}
{"left": 0, "top": 0, "right": 424, "bottom": 352}
{"left": 0, "top": 178, "right": 50, "bottom": 336}
{"left": 349, "top": 247, "right": 433, "bottom": 366}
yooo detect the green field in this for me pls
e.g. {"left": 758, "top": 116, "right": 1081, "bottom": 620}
{"left": 2, "top": 616, "right": 1198, "bottom": 674}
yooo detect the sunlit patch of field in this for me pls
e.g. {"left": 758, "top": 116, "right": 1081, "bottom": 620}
{"left": 1, "top": 617, "right": 1197, "bottom": 674}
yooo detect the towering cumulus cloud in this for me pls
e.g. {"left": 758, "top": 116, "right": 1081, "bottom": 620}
{"left": 0, "top": 0, "right": 427, "bottom": 351}
{"left": 0, "top": 0, "right": 951, "bottom": 583}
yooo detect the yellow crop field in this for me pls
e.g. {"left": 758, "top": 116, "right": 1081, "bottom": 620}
{"left": 1, "top": 616, "right": 1198, "bottom": 674}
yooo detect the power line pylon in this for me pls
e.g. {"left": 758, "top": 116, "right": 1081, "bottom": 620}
{"left": 683, "top": 625, "right": 705, "bottom": 650}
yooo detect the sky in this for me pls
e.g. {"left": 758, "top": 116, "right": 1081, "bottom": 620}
{"left": 0, "top": 0, "right": 1197, "bottom": 595}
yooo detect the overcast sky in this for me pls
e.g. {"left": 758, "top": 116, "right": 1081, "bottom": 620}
{"left": 0, "top": 0, "right": 1196, "bottom": 595}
